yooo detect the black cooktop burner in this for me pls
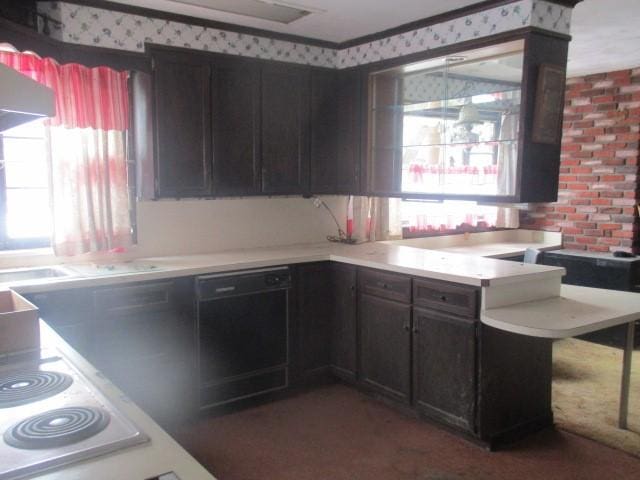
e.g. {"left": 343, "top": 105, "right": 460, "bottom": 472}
{"left": 0, "top": 371, "right": 73, "bottom": 408}
{"left": 4, "top": 407, "right": 111, "bottom": 449}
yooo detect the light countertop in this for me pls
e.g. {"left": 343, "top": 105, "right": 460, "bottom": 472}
{"left": 481, "top": 284, "right": 640, "bottom": 338}
{"left": 4, "top": 240, "right": 565, "bottom": 295}
{"left": 29, "top": 322, "right": 216, "bottom": 480}
{"left": 382, "top": 229, "right": 562, "bottom": 258}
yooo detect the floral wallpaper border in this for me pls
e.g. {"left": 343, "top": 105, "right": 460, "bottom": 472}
{"left": 37, "top": 0, "right": 571, "bottom": 69}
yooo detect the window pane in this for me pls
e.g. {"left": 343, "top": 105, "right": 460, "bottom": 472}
{"left": 2, "top": 137, "right": 46, "bottom": 164}
{"left": 5, "top": 189, "right": 51, "bottom": 239}
{"left": 4, "top": 158, "right": 48, "bottom": 188}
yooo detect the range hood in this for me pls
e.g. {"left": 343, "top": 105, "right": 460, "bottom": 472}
{"left": 0, "top": 62, "right": 55, "bottom": 131}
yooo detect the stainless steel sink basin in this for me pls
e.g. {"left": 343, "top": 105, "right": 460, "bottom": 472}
{"left": 0, "top": 267, "right": 70, "bottom": 283}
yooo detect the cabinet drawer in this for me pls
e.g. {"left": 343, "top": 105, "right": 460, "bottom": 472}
{"left": 94, "top": 282, "right": 174, "bottom": 315}
{"left": 413, "top": 279, "right": 478, "bottom": 318}
{"left": 358, "top": 268, "right": 411, "bottom": 303}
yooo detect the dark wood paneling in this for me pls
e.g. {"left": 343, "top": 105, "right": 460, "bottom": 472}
{"left": 413, "top": 307, "right": 477, "bottom": 432}
{"left": 330, "top": 263, "right": 357, "bottom": 382}
{"left": 261, "top": 63, "right": 310, "bottom": 194}
{"left": 152, "top": 48, "right": 212, "bottom": 197}
{"left": 211, "top": 56, "right": 261, "bottom": 196}
{"left": 358, "top": 293, "right": 411, "bottom": 403}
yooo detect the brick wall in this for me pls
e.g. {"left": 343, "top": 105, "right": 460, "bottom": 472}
{"left": 520, "top": 68, "right": 640, "bottom": 253}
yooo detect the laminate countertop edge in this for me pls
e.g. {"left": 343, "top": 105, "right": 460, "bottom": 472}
{"left": 480, "top": 285, "right": 640, "bottom": 338}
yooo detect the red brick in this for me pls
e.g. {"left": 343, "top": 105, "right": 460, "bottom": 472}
{"left": 575, "top": 222, "right": 597, "bottom": 229}
{"left": 562, "top": 227, "right": 583, "bottom": 235}
{"left": 592, "top": 198, "right": 612, "bottom": 206}
{"left": 566, "top": 183, "right": 589, "bottom": 190}
{"left": 557, "top": 206, "right": 576, "bottom": 213}
{"left": 576, "top": 236, "right": 598, "bottom": 244}
{"left": 570, "top": 167, "right": 593, "bottom": 174}
{"left": 600, "top": 224, "right": 623, "bottom": 230}
{"left": 559, "top": 175, "right": 577, "bottom": 182}
{"left": 612, "top": 230, "right": 634, "bottom": 238}
{"left": 601, "top": 174, "right": 626, "bottom": 182}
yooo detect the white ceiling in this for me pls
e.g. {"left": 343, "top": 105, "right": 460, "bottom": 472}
{"left": 106, "top": 0, "right": 640, "bottom": 76}
{"left": 568, "top": 0, "right": 640, "bottom": 76}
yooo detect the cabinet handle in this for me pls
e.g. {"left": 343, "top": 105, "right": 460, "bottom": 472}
{"left": 440, "top": 295, "right": 447, "bottom": 302}
{"left": 413, "top": 327, "right": 419, "bottom": 334}
{"left": 403, "top": 324, "right": 410, "bottom": 331}
{"left": 377, "top": 281, "right": 389, "bottom": 289}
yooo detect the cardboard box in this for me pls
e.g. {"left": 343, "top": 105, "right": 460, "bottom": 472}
{"left": 0, "top": 290, "right": 39, "bottom": 354}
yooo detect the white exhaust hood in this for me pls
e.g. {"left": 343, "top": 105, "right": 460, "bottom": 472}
{"left": 0, "top": 62, "right": 56, "bottom": 131}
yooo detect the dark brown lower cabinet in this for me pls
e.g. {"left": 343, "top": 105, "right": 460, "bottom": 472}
{"left": 412, "top": 307, "right": 477, "bottom": 433}
{"left": 90, "top": 279, "right": 197, "bottom": 428}
{"left": 293, "top": 263, "right": 332, "bottom": 382}
{"left": 358, "top": 293, "right": 411, "bottom": 403}
{"left": 477, "top": 324, "right": 553, "bottom": 443}
{"left": 330, "top": 263, "right": 357, "bottom": 382}
{"left": 25, "top": 289, "right": 93, "bottom": 357}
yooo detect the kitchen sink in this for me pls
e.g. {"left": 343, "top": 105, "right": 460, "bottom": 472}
{"left": 0, "top": 267, "right": 71, "bottom": 283}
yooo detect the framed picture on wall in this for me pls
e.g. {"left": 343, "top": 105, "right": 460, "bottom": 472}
{"left": 532, "top": 64, "right": 566, "bottom": 144}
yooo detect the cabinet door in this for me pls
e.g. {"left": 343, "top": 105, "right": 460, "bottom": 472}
{"left": 152, "top": 48, "right": 212, "bottom": 197}
{"left": 211, "top": 56, "right": 261, "bottom": 195}
{"left": 261, "top": 63, "right": 310, "bottom": 194}
{"left": 330, "top": 263, "right": 357, "bottom": 382}
{"left": 413, "top": 307, "right": 477, "bottom": 432}
{"left": 359, "top": 293, "right": 411, "bottom": 403}
{"left": 91, "top": 280, "right": 196, "bottom": 426}
{"left": 294, "top": 263, "right": 332, "bottom": 381}
{"left": 336, "top": 69, "right": 362, "bottom": 194}
{"left": 366, "top": 73, "right": 403, "bottom": 196}
{"left": 310, "top": 69, "right": 361, "bottom": 194}
{"left": 310, "top": 69, "right": 339, "bottom": 193}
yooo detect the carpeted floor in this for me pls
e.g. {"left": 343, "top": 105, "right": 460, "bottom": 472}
{"left": 552, "top": 338, "right": 640, "bottom": 457}
{"left": 175, "top": 385, "right": 640, "bottom": 480}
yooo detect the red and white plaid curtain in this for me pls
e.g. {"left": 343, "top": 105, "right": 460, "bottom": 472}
{"left": 0, "top": 46, "right": 132, "bottom": 256}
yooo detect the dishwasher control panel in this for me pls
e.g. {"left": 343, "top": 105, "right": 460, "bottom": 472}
{"left": 196, "top": 267, "right": 291, "bottom": 300}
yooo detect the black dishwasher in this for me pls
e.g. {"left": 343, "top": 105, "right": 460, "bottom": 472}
{"left": 196, "top": 267, "right": 290, "bottom": 409}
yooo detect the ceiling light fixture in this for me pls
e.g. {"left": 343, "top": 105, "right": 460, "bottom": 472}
{"left": 167, "top": 0, "right": 324, "bottom": 24}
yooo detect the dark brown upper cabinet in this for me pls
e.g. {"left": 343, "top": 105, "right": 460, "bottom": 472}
{"left": 363, "top": 31, "right": 569, "bottom": 203}
{"left": 310, "top": 69, "right": 361, "bottom": 194}
{"left": 152, "top": 48, "right": 212, "bottom": 198}
{"left": 261, "top": 62, "right": 310, "bottom": 195}
{"left": 211, "top": 56, "right": 261, "bottom": 196}
{"left": 145, "top": 45, "right": 361, "bottom": 199}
